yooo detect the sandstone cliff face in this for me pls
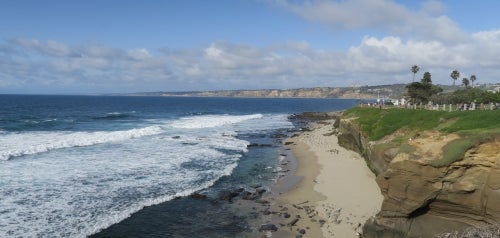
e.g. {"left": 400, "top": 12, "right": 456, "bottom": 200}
{"left": 338, "top": 118, "right": 388, "bottom": 175}
{"left": 338, "top": 117, "right": 500, "bottom": 237}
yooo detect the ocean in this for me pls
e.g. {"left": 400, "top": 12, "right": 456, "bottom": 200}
{"left": 0, "top": 95, "right": 358, "bottom": 237}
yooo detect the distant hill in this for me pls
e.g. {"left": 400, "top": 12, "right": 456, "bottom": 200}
{"left": 125, "top": 84, "right": 408, "bottom": 99}
{"left": 118, "top": 84, "right": 499, "bottom": 100}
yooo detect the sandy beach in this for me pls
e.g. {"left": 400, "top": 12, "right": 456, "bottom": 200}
{"left": 264, "top": 119, "right": 383, "bottom": 237}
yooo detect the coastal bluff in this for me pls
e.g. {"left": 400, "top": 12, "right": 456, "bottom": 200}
{"left": 337, "top": 108, "right": 500, "bottom": 237}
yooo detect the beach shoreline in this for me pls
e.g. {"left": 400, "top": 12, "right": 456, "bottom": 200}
{"left": 263, "top": 119, "right": 383, "bottom": 237}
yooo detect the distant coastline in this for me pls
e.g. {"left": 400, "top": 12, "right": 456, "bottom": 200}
{"left": 108, "top": 83, "right": 500, "bottom": 101}
{"left": 110, "top": 84, "right": 410, "bottom": 99}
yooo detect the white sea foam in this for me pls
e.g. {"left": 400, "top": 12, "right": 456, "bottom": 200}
{"left": 0, "top": 113, "right": 292, "bottom": 237}
{"left": 0, "top": 126, "right": 163, "bottom": 160}
{"left": 232, "top": 114, "right": 293, "bottom": 132}
{"left": 171, "top": 114, "right": 263, "bottom": 129}
{"left": 0, "top": 131, "right": 247, "bottom": 237}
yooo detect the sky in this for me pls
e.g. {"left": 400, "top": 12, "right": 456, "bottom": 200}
{"left": 1, "top": 0, "right": 500, "bottom": 94}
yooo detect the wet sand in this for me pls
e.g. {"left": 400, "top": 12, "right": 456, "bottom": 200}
{"left": 263, "top": 119, "right": 383, "bottom": 237}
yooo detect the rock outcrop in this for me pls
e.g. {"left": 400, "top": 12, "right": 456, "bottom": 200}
{"left": 338, "top": 117, "right": 500, "bottom": 237}
{"left": 288, "top": 111, "right": 343, "bottom": 121}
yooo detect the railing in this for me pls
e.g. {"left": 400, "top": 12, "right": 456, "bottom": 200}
{"left": 359, "top": 102, "right": 498, "bottom": 111}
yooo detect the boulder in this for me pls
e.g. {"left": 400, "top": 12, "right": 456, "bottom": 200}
{"left": 218, "top": 188, "right": 244, "bottom": 202}
{"left": 188, "top": 193, "right": 206, "bottom": 200}
{"left": 259, "top": 224, "right": 278, "bottom": 232}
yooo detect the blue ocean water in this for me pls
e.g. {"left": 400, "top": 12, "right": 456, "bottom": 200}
{"left": 0, "top": 95, "right": 358, "bottom": 237}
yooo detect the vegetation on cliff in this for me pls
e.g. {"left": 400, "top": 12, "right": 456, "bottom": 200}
{"left": 341, "top": 107, "right": 500, "bottom": 237}
{"left": 343, "top": 107, "right": 500, "bottom": 167}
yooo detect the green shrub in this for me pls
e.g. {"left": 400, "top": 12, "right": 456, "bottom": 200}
{"left": 430, "top": 138, "right": 476, "bottom": 167}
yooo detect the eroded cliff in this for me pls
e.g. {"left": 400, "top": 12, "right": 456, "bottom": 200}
{"left": 337, "top": 109, "right": 500, "bottom": 237}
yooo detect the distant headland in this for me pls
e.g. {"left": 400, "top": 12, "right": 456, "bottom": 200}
{"left": 110, "top": 83, "right": 500, "bottom": 100}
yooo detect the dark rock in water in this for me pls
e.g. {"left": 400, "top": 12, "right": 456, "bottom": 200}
{"left": 247, "top": 143, "right": 273, "bottom": 148}
{"left": 242, "top": 191, "right": 260, "bottom": 200}
{"left": 182, "top": 142, "right": 198, "bottom": 146}
{"left": 288, "top": 111, "right": 342, "bottom": 121}
{"left": 189, "top": 193, "right": 206, "bottom": 200}
{"left": 300, "top": 127, "right": 312, "bottom": 132}
{"left": 255, "top": 199, "right": 269, "bottom": 204}
{"left": 172, "top": 136, "right": 181, "bottom": 139}
{"left": 259, "top": 224, "right": 278, "bottom": 232}
{"left": 255, "top": 187, "right": 266, "bottom": 194}
{"left": 235, "top": 186, "right": 266, "bottom": 200}
{"left": 219, "top": 189, "right": 242, "bottom": 202}
{"left": 284, "top": 141, "right": 294, "bottom": 145}
{"left": 271, "top": 133, "right": 287, "bottom": 138}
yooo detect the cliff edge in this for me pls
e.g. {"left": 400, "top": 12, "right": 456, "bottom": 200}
{"left": 337, "top": 108, "right": 500, "bottom": 237}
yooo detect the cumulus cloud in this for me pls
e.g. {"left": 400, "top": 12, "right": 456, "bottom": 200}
{"left": 421, "top": 0, "right": 447, "bottom": 16}
{"left": 12, "top": 38, "right": 73, "bottom": 57}
{"left": 285, "top": 40, "right": 311, "bottom": 52}
{"left": 273, "top": 0, "right": 467, "bottom": 43}
{"left": 0, "top": 39, "right": 172, "bottom": 93}
{"left": 1, "top": 30, "right": 500, "bottom": 94}
{"left": 275, "top": 0, "right": 406, "bottom": 29}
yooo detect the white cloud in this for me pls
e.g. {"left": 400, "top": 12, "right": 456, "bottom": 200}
{"left": 286, "top": 40, "right": 311, "bottom": 52}
{"left": 12, "top": 38, "right": 75, "bottom": 57}
{"left": 275, "top": 0, "right": 407, "bottom": 29}
{"left": 274, "top": 0, "right": 467, "bottom": 44}
{"left": 421, "top": 0, "right": 447, "bottom": 16}
{"left": 1, "top": 30, "right": 500, "bottom": 94}
{"left": 128, "top": 48, "right": 151, "bottom": 60}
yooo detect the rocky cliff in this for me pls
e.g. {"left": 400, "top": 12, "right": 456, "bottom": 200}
{"left": 338, "top": 114, "right": 500, "bottom": 237}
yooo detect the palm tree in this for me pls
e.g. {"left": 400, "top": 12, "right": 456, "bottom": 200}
{"left": 462, "top": 78, "right": 470, "bottom": 88}
{"left": 411, "top": 65, "right": 420, "bottom": 82}
{"left": 470, "top": 75, "right": 477, "bottom": 87}
{"left": 450, "top": 70, "right": 460, "bottom": 86}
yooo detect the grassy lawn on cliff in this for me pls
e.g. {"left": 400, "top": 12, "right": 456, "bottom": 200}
{"left": 343, "top": 107, "right": 500, "bottom": 167}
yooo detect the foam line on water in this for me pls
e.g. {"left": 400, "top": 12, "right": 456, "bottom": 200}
{"left": 0, "top": 136, "right": 245, "bottom": 237}
{"left": 0, "top": 123, "right": 251, "bottom": 237}
{"left": 0, "top": 112, "right": 294, "bottom": 237}
{"left": 0, "top": 126, "right": 164, "bottom": 160}
{"left": 171, "top": 114, "right": 263, "bottom": 129}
